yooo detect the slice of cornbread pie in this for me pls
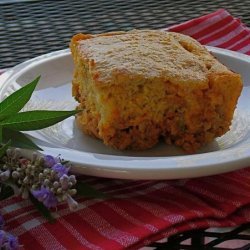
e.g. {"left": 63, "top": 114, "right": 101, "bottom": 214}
{"left": 70, "top": 30, "right": 242, "bottom": 152}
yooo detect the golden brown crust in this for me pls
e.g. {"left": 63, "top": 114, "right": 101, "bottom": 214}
{"left": 70, "top": 29, "right": 243, "bottom": 152}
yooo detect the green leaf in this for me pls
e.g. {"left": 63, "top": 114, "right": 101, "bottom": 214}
{"left": 0, "top": 140, "right": 11, "bottom": 158}
{"left": 0, "top": 183, "right": 14, "bottom": 200}
{"left": 0, "top": 110, "right": 80, "bottom": 131}
{"left": 29, "top": 192, "right": 55, "bottom": 223}
{"left": 3, "top": 128, "right": 42, "bottom": 151}
{"left": 0, "top": 76, "right": 40, "bottom": 120}
{"left": 0, "top": 126, "right": 2, "bottom": 142}
{"left": 76, "top": 181, "right": 107, "bottom": 198}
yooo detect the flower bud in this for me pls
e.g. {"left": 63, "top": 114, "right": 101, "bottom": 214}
{"left": 23, "top": 176, "right": 29, "bottom": 184}
{"left": 12, "top": 171, "right": 20, "bottom": 179}
{"left": 68, "top": 182, "right": 73, "bottom": 188}
{"left": 2, "top": 164, "right": 8, "bottom": 170}
{"left": 6, "top": 149, "right": 12, "bottom": 157}
{"left": 38, "top": 157, "right": 45, "bottom": 165}
{"left": 14, "top": 148, "right": 21, "bottom": 159}
{"left": 43, "top": 179, "right": 50, "bottom": 186}
{"left": 43, "top": 169, "right": 49, "bottom": 175}
{"left": 57, "top": 188, "right": 62, "bottom": 194}
{"left": 60, "top": 175, "right": 69, "bottom": 190}
{"left": 50, "top": 170, "right": 56, "bottom": 177}
{"left": 69, "top": 189, "right": 77, "bottom": 196}
{"left": 53, "top": 181, "right": 59, "bottom": 188}
{"left": 69, "top": 175, "right": 77, "bottom": 185}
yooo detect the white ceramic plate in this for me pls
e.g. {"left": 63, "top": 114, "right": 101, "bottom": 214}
{"left": 0, "top": 47, "right": 250, "bottom": 180}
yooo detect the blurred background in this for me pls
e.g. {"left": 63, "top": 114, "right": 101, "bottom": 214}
{"left": 0, "top": 0, "right": 250, "bottom": 68}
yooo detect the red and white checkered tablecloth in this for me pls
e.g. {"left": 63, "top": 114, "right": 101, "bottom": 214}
{"left": 1, "top": 9, "right": 250, "bottom": 250}
{"left": 167, "top": 8, "right": 250, "bottom": 54}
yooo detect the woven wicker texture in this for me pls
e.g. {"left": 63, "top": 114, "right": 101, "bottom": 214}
{"left": 0, "top": 0, "right": 250, "bottom": 68}
{"left": 149, "top": 223, "right": 250, "bottom": 250}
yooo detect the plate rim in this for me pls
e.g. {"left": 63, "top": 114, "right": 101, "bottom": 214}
{"left": 0, "top": 47, "right": 250, "bottom": 180}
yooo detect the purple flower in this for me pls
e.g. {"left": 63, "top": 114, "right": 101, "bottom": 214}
{"left": 32, "top": 187, "right": 58, "bottom": 208}
{"left": 52, "top": 163, "right": 69, "bottom": 177}
{"left": 0, "top": 230, "right": 19, "bottom": 250}
{"left": 4, "top": 234, "right": 19, "bottom": 250}
{"left": 44, "top": 155, "right": 58, "bottom": 168}
{"left": 0, "top": 230, "right": 5, "bottom": 246}
{"left": 0, "top": 214, "right": 4, "bottom": 230}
